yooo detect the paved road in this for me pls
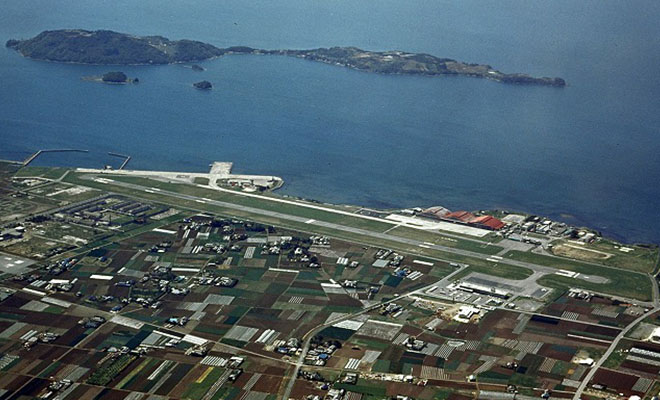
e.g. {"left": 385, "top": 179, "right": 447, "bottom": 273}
{"left": 572, "top": 268, "right": 660, "bottom": 400}
{"left": 571, "top": 306, "right": 659, "bottom": 400}
{"left": 279, "top": 274, "right": 457, "bottom": 400}
{"left": 651, "top": 273, "right": 660, "bottom": 307}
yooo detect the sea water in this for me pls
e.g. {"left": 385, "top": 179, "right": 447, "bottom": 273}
{"left": 1, "top": 0, "right": 659, "bottom": 243}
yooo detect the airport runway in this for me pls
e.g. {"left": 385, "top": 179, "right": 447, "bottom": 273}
{"left": 80, "top": 174, "right": 654, "bottom": 308}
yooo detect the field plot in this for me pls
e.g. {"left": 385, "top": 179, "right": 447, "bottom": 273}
{"left": 315, "top": 301, "right": 623, "bottom": 393}
{"left": 26, "top": 182, "right": 102, "bottom": 205}
{"left": 539, "top": 290, "right": 645, "bottom": 327}
{"left": 0, "top": 207, "right": 464, "bottom": 399}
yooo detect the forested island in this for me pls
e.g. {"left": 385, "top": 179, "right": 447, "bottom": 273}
{"left": 6, "top": 29, "right": 566, "bottom": 86}
{"left": 82, "top": 71, "right": 138, "bottom": 84}
{"left": 193, "top": 80, "right": 213, "bottom": 90}
{"left": 5, "top": 29, "right": 228, "bottom": 64}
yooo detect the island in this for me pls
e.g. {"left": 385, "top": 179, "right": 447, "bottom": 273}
{"left": 82, "top": 71, "right": 138, "bottom": 84}
{"left": 102, "top": 71, "right": 135, "bottom": 83}
{"left": 6, "top": 29, "right": 566, "bottom": 86}
{"left": 263, "top": 47, "right": 567, "bottom": 87}
{"left": 193, "top": 80, "right": 212, "bottom": 90}
{"left": 191, "top": 64, "right": 205, "bottom": 71}
{"left": 5, "top": 29, "right": 228, "bottom": 64}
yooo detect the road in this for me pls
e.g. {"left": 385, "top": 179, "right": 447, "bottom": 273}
{"left": 571, "top": 306, "right": 659, "bottom": 400}
{"left": 571, "top": 268, "right": 660, "bottom": 400}
{"left": 279, "top": 271, "right": 464, "bottom": 400}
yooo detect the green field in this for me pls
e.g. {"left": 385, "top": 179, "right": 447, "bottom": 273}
{"left": 537, "top": 274, "right": 652, "bottom": 302}
{"left": 506, "top": 250, "right": 653, "bottom": 301}
{"left": 387, "top": 225, "right": 504, "bottom": 254}
{"left": 550, "top": 239, "right": 659, "bottom": 273}
{"left": 452, "top": 263, "right": 534, "bottom": 281}
{"left": 182, "top": 367, "right": 226, "bottom": 400}
{"left": 14, "top": 165, "right": 69, "bottom": 180}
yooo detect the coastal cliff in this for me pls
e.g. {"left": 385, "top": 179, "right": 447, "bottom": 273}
{"left": 6, "top": 30, "right": 565, "bottom": 86}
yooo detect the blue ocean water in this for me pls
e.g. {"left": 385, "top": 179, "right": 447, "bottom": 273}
{"left": 1, "top": 0, "right": 659, "bottom": 243}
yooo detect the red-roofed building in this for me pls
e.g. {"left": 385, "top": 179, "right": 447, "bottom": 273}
{"left": 469, "top": 215, "right": 505, "bottom": 231}
{"left": 444, "top": 211, "right": 475, "bottom": 223}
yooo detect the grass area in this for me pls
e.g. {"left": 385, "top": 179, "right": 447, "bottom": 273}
{"left": 68, "top": 172, "right": 396, "bottom": 230}
{"left": 452, "top": 263, "right": 534, "bottom": 281}
{"left": 550, "top": 239, "right": 659, "bottom": 273}
{"left": 182, "top": 367, "right": 226, "bottom": 400}
{"left": 537, "top": 274, "right": 651, "bottom": 302}
{"left": 87, "top": 354, "right": 137, "bottom": 386}
{"left": 601, "top": 342, "right": 630, "bottom": 369}
{"left": 28, "top": 183, "right": 101, "bottom": 203}
{"left": 387, "top": 226, "right": 504, "bottom": 254}
{"left": 14, "top": 166, "right": 68, "bottom": 180}
{"left": 508, "top": 250, "right": 653, "bottom": 301}
{"left": 66, "top": 172, "right": 508, "bottom": 257}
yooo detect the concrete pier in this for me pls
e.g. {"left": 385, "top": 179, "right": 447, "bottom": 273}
{"left": 108, "top": 152, "right": 131, "bottom": 170}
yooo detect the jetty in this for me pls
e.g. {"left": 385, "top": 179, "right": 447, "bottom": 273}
{"left": 108, "top": 152, "right": 131, "bottom": 170}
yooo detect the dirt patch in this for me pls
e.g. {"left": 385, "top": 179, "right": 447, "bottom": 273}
{"left": 552, "top": 244, "right": 612, "bottom": 261}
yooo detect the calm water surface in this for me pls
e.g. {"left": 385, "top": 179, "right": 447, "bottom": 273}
{"left": 1, "top": 0, "right": 659, "bottom": 243}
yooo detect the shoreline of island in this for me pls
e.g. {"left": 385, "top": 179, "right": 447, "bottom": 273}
{"left": 6, "top": 29, "right": 566, "bottom": 87}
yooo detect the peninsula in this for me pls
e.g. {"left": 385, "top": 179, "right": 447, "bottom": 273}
{"left": 6, "top": 29, "right": 566, "bottom": 86}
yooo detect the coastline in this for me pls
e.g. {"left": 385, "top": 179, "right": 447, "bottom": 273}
{"left": 5, "top": 157, "right": 654, "bottom": 246}
{"left": 10, "top": 49, "right": 223, "bottom": 67}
